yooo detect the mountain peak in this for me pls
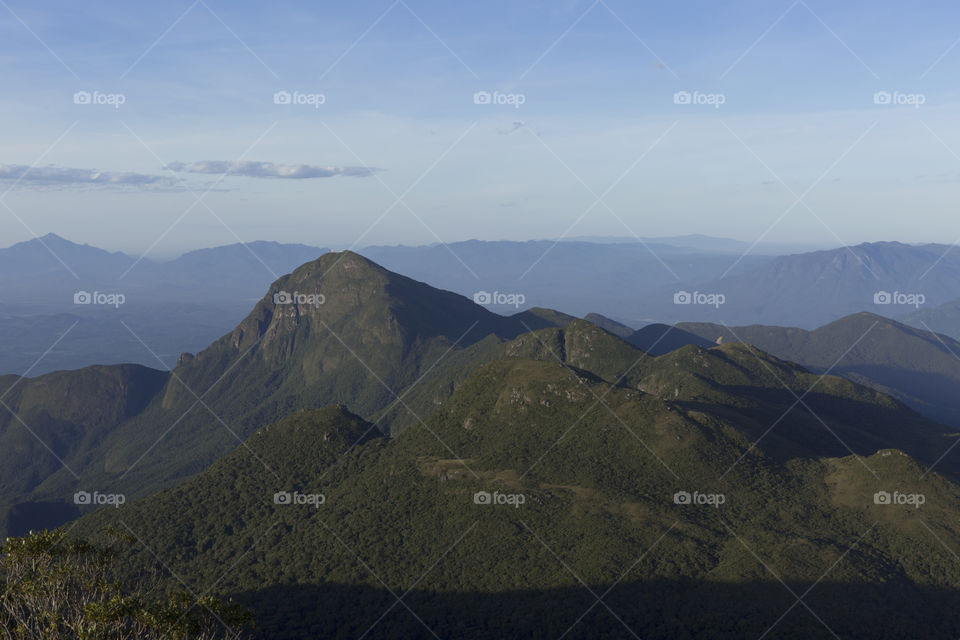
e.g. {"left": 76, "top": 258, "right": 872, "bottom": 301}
{"left": 38, "top": 232, "right": 71, "bottom": 244}
{"left": 166, "top": 251, "right": 557, "bottom": 431}
{"left": 8, "top": 232, "right": 77, "bottom": 250}
{"left": 313, "top": 249, "right": 386, "bottom": 274}
{"left": 269, "top": 250, "right": 388, "bottom": 294}
{"left": 252, "top": 405, "right": 382, "bottom": 455}
{"left": 0, "top": 234, "right": 134, "bottom": 274}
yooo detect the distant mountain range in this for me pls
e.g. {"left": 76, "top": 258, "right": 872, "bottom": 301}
{"left": 639, "top": 241, "right": 960, "bottom": 329}
{"left": 358, "top": 239, "right": 775, "bottom": 320}
{"left": 364, "top": 240, "right": 960, "bottom": 332}
{"left": 2, "top": 235, "right": 960, "bottom": 378}
{"left": 0, "top": 233, "right": 328, "bottom": 306}
{"left": 558, "top": 233, "right": 835, "bottom": 254}
{"left": 0, "top": 234, "right": 329, "bottom": 373}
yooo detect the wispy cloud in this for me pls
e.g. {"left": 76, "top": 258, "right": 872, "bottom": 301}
{"left": 0, "top": 159, "right": 383, "bottom": 192}
{"left": 497, "top": 121, "right": 525, "bottom": 135}
{"left": 0, "top": 164, "right": 174, "bottom": 188}
{"left": 165, "top": 160, "right": 383, "bottom": 179}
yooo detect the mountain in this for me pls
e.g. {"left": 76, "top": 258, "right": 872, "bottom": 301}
{"left": 904, "top": 296, "right": 960, "bottom": 341}
{"left": 6, "top": 237, "right": 960, "bottom": 375}
{"left": 0, "top": 233, "right": 134, "bottom": 282}
{"left": 0, "top": 251, "right": 565, "bottom": 535}
{"left": 9, "top": 237, "right": 960, "bottom": 375}
{"left": 674, "top": 312, "right": 960, "bottom": 429}
{"left": 150, "top": 249, "right": 548, "bottom": 432}
{"left": 74, "top": 323, "right": 960, "bottom": 638}
{"left": 0, "top": 234, "right": 135, "bottom": 308}
{"left": 135, "top": 240, "right": 329, "bottom": 295}
{"left": 641, "top": 241, "right": 960, "bottom": 329}
{"left": 0, "top": 363, "right": 169, "bottom": 534}
{"left": 0, "top": 234, "right": 327, "bottom": 287}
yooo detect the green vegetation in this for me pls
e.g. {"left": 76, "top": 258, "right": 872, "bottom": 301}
{"left": 0, "top": 365, "right": 169, "bottom": 535}
{"left": 0, "top": 252, "right": 554, "bottom": 536}
{"left": 6, "top": 252, "right": 960, "bottom": 637}
{"left": 72, "top": 349, "right": 960, "bottom": 637}
{"left": 679, "top": 312, "right": 960, "bottom": 428}
{"left": 0, "top": 529, "right": 251, "bottom": 639}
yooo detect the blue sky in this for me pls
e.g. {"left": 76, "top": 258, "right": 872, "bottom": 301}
{"left": 2, "top": 0, "right": 960, "bottom": 255}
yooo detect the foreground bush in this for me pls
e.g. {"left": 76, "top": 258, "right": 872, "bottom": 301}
{"left": 0, "top": 529, "right": 252, "bottom": 639}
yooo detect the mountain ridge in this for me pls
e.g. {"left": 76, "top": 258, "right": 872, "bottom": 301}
{"left": 73, "top": 347, "right": 960, "bottom": 637}
{"left": 0, "top": 251, "right": 569, "bottom": 534}
{"left": 674, "top": 312, "right": 960, "bottom": 428}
